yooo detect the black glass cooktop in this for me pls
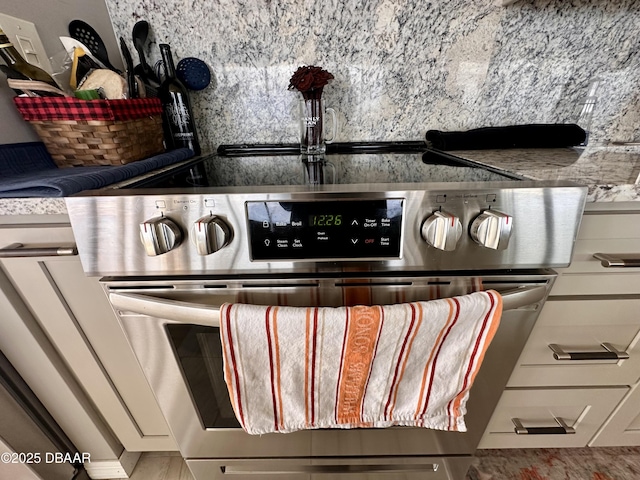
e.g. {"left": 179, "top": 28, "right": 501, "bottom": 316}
{"left": 212, "top": 142, "right": 523, "bottom": 187}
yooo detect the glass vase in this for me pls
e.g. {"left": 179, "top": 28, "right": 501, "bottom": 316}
{"left": 302, "top": 156, "right": 336, "bottom": 185}
{"left": 299, "top": 92, "right": 337, "bottom": 155}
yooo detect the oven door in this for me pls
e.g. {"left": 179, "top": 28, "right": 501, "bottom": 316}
{"left": 104, "top": 272, "right": 553, "bottom": 467}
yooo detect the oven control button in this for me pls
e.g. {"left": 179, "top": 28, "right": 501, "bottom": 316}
{"left": 139, "top": 217, "right": 183, "bottom": 256}
{"left": 470, "top": 209, "right": 513, "bottom": 250}
{"left": 192, "top": 215, "right": 232, "bottom": 255}
{"left": 421, "top": 210, "right": 462, "bottom": 251}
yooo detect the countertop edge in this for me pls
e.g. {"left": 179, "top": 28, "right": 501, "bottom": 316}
{"left": 0, "top": 197, "right": 68, "bottom": 216}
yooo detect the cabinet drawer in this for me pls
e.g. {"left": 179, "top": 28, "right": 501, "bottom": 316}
{"left": 479, "top": 388, "right": 627, "bottom": 449}
{"left": 553, "top": 238, "right": 640, "bottom": 295}
{"left": 577, "top": 213, "right": 640, "bottom": 240}
{"left": 562, "top": 238, "right": 640, "bottom": 275}
{"left": 508, "top": 298, "right": 640, "bottom": 387}
{"left": 0, "top": 224, "right": 76, "bottom": 246}
{"left": 553, "top": 213, "right": 640, "bottom": 295}
{"left": 552, "top": 273, "right": 640, "bottom": 296}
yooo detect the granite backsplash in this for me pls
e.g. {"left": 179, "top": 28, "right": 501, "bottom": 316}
{"left": 105, "top": 0, "right": 640, "bottom": 152}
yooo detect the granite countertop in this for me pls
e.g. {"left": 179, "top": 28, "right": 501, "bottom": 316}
{"left": 448, "top": 144, "right": 640, "bottom": 203}
{"left": 1, "top": 145, "right": 638, "bottom": 216}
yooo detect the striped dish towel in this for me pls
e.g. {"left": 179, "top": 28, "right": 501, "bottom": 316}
{"left": 219, "top": 290, "right": 502, "bottom": 435}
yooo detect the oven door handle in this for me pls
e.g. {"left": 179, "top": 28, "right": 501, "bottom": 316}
{"left": 500, "top": 285, "right": 548, "bottom": 310}
{"left": 109, "top": 286, "right": 546, "bottom": 324}
{"left": 108, "top": 285, "right": 546, "bottom": 326}
{"left": 109, "top": 292, "right": 221, "bottom": 326}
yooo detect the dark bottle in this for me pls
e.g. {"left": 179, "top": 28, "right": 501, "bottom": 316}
{"left": 0, "top": 28, "right": 59, "bottom": 88}
{"left": 158, "top": 44, "right": 201, "bottom": 156}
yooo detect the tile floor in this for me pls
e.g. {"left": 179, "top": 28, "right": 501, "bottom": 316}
{"left": 111, "top": 452, "right": 193, "bottom": 480}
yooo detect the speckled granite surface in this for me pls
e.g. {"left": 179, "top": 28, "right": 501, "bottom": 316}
{"left": 448, "top": 145, "right": 640, "bottom": 202}
{"left": 104, "top": 0, "right": 639, "bottom": 151}
{"left": 0, "top": 198, "right": 68, "bottom": 216}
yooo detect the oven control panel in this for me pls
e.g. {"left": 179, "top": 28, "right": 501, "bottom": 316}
{"left": 65, "top": 182, "right": 587, "bottom": 276}
{"left": 246, "top": 199, "right": 403, "bottom": 260}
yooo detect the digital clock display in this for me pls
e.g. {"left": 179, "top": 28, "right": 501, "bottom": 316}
{"left": 247, "top": 199, "right": 403, "bottom": 260}
{"left": 309, "top": 214, "right": 343, "bottom": 227}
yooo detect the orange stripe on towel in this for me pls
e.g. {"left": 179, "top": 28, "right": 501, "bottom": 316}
{"left": 336, "top": 306, "right": 382, "bottom": 424}
{"left": 449, "top": 291, "right": 503, "bottom": 424}
{"left": 265, "top": 306, "right": 285, "bottom": 431}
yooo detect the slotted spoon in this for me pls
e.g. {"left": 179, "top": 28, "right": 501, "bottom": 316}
{"left": 68, "top": 19, "right": 120, "bottom": 72}
{"left": 176, "top": 57, "right": 211, "bottom": 90}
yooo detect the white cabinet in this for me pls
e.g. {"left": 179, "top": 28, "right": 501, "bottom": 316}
{"left": 0, "top": 215, "right": 176, "bottom": 452}
{"left": 481, "top": 204, "right": 640, "bottom": 448}
{"left": 552, "top": 211, "right": 640, "bottom": 295}
{"left": 480, "top": 388, "right": 626, "bottom": 449}
{"left": 507, "top": 298, "right": 640, "bottom": 387}
{"left": 592, "top": 382, "right": 640, "bottom": 446}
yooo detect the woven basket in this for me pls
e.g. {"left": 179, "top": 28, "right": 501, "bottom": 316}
{"left": 13, "top": 97, "right": 165, "bottom": 168}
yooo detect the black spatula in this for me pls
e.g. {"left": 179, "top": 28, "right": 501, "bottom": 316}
{"left": 69, "top": 20, "right": 120, "bottom": 73}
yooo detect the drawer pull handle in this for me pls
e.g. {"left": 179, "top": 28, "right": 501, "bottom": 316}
{"left": 0, "top": 243, "right": 78, "bottom": 258}
{"left": 549, "top": 343, "right": 629, "bottom": 361}
{"left": 221, "top": 463, "right": 439, "bottom": 475}
{"left": 593, "top": 253, "right": 640, "bottom": 268}
{"left": 512, "top": 417, "right": 575, "bottom": 435}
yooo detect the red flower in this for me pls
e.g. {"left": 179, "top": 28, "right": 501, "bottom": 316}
{"left": 289, "top": 65, "right": 334, "bottom": 93}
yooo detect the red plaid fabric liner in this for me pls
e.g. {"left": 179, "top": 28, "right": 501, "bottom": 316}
{"left": 13, "top": 97, "right": 162, "bottom": 122}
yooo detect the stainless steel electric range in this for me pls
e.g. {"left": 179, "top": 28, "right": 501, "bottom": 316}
{"left": 66, "top": 143, "right": 587, "bottom": 480}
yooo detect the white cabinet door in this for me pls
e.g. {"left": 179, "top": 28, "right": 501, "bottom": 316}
{"left": 0, "top": 264, "right": 120, "bottom": 460}
{"left": 591, "top": 382, "right": 640, "bottom": 446}
{"left": 0, "top": 219, "right": 175, "bottom": 451}
{"left": 508, "top": 298, "right": 640, "bottom": 387}
{"left": 480, "top": 388, "right": 627, "bottom": 449}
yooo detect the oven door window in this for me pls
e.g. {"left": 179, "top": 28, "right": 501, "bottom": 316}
{"left": 166, "top": 324, "right": 240, "bottom": 429}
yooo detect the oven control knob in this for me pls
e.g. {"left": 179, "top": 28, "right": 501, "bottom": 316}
{"left": 421, "top": 210, "right": 462, "bottom": 251}
{"left": 192, "top": 215, "right": 232, "bottom": 255}
{"left": 139, "top": 217, "right": 183, "bottom": 256}
{"left": 470, "top": 209, "right": 513, "bottom": 250}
